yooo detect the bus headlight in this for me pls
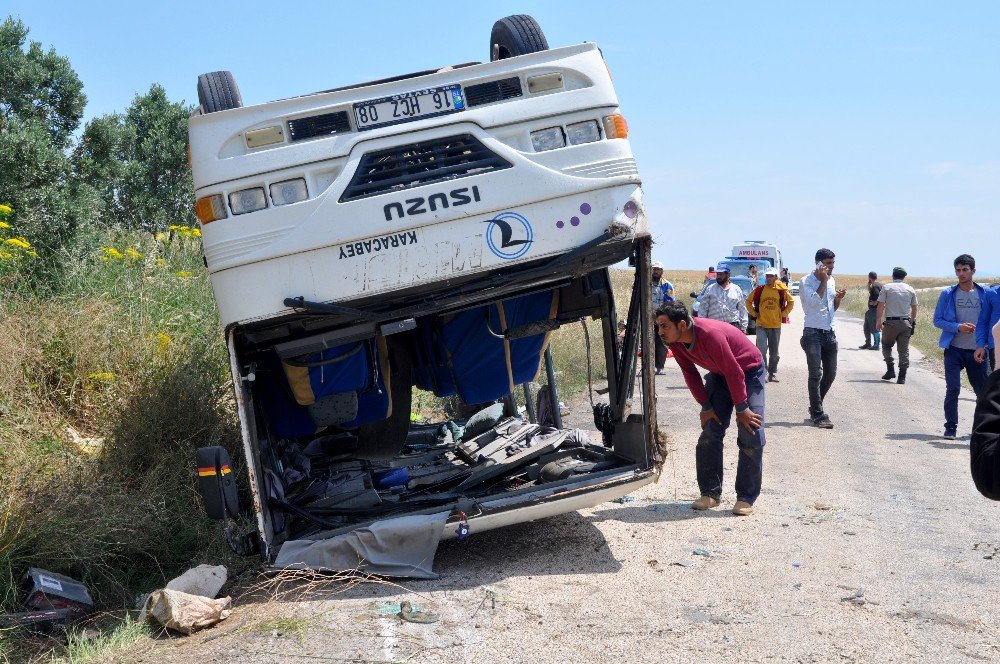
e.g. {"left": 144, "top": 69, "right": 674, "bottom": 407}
{"left": 270, "top": 178, "right": 308, "bottom": 206}
{"left": 566, "top": 120, "right": 600, "bottom": 145}
{"left": 530, "top": 126, "right": 566, "bottom": 152}
{"left": 229, "top": 187, "right": 268, "bottom": 215}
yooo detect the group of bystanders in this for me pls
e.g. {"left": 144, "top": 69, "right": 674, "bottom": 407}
{"left": 647, "top": 250, "right": 1000, "bottom": 514}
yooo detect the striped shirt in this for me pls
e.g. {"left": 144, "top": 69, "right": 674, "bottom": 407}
{"left": 700, "top": 281, "right": 747, "bottom": 330}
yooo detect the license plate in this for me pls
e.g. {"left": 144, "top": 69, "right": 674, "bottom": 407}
{"left": 353, "top": 85, "right": 465, "bottom": 131}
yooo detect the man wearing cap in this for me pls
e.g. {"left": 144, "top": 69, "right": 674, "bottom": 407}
{"left": 876, "top": 267, "right": 918, "bottom": 384}
{"left": 650, "top": 261, "right": 675, "bottom": 375}
{"left": 699, "top": 262, "right": 748, "bottom": 332}
{"left": 746, "top": 267, "right": 795, "bottom": 382}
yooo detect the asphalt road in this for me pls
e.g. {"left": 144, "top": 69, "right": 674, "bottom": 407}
{"left": 143, "top": 304, "right": 998, "bottom": 663}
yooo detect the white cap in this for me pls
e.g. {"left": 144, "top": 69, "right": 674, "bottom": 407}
{"left": 765, "top": 267, "right": 779, "bottom": 276}
{"left": 651, "top": 261, "right": 663, "bottom": 269}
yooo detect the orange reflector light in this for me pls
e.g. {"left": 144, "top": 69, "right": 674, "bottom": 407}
{"left": 602, "top": 114, "right": 629, "bottom": 139}
{"left": 195, "top": 194, "right": 227, "bottom": 224}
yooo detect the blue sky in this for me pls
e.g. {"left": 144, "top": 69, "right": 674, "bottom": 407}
{"left": 6, "top": 1, "right": 999, "bottom": 276}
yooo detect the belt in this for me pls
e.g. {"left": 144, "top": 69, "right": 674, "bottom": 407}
{"left": 886, "top": 316, "right": 910, "bottom": 321}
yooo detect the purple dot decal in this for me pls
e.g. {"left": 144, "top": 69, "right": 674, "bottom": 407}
{"left": 570, "top": 217, "right": 580, "bottom": 226}
{"left": 556, "top": 220, "right": 564, "bottom": 228}
{"left": 580, "top": 203, "right": 592, "bottom": 215}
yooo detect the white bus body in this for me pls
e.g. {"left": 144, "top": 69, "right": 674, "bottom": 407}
{"left": 189, "top": 43, "right": 646, "bottom": 327}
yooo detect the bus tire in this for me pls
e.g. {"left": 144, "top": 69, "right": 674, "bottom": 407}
{"left": 197, "top": 71, "right": 243, "bottom": 114}
{"left": 490, "top": 15, "right": 548, "bottom": 61}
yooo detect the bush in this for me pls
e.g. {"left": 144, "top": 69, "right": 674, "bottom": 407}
{"left": 0, "top": 225, "right": 247, "bottom": 618}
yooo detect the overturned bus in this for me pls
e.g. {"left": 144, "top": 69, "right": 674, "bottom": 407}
{"left": 188, "top": 15, "right": 662, "bottom": 575}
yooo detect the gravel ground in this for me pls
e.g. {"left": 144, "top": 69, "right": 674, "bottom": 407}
{"left": 136, "top": 305, "right": 999, "bottom": 663}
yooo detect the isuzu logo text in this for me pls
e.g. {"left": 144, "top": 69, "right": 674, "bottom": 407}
{"left": 383, "top": 186, "right": 482, "bottom": 221}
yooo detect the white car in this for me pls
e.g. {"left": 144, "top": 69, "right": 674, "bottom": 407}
{"left": 791, "top": 280, "right": 801, "bottom": 295}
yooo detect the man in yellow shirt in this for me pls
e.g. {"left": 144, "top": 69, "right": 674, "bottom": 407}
{"left": 746, "top": 267, "right": 795, "bottom": 382}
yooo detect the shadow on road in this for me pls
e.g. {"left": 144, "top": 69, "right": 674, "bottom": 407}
{"left": 846, "top": 379, "right": 896, "bottom": 384}
{"left": 587, "top": 500, "right": 731, "bottom": 524}
{"left": 766, "top": 420, "right": 814, "bottom": 428}
{"left": 885, "top": 432, "right": 969, "bottom": 450}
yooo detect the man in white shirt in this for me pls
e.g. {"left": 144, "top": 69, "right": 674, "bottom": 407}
{"left": 699, "top": 262, "right": 748, "bottom": 332}
{"left": 799, "top": 248, "right": 847, "bottom": 429}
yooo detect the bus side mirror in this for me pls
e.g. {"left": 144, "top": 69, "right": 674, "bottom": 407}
{"left": 197, "top": 446, "right": 240, "bottom": 520}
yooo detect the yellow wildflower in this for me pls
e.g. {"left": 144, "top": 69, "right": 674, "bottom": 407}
{"left": 155, "top": 258, "right": 167, "bottom": 267}
{"left": 100, "top": 247, "right": 125, "bottom": 260}
{"left": 190, "top": 228, "right": 202, "bottom": 238}
{"left": 125, "top": 248, "right": 143, "bottom": 260}
{"left": 168, "top": 224, "right": 182, "bottom": 232}
{"left": 87, "top": 372, "right": 115, "bottom": 382}
{"left": 4, "top": 237, "right": 30, "bottom": 250}
{"left": 0, "top": 251, "right": 12, "bottom": 260}
{"left": 155, "top": 332, "right": 172, "bottom": 355}
{"left": 174, "top": 270, "right": 193, "bottom": 278}
{"left": 0, "top": 204, "right": 11, "bottom": 217}
{"left": 0, "top": 221, "right": 9, "bottom": 229}
{"left": 27, "top": 251, "right": 38, "bottom": 258}
{"left": 155, "top": 232, "right": 167, "bottom": 241}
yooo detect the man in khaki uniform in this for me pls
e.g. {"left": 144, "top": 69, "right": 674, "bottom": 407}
{"left": 876, "top": 267, "right": 918, "bottom": 384}
{"left": 746, "top": 267, "right": 794, "bottom": 382}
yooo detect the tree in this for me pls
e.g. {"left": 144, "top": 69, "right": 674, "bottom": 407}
{"left": 0, "top": 17, "right": 86, "bottom": 149}
{"left": 77, "top": 85, "right": 197, "bottom": 232}
{"left": 0, "top": 16, "right": 93, "bottom": 263}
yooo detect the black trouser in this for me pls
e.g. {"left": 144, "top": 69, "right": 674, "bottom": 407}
{"left": 800, "top": 328, "right": 838, "bottom": 418}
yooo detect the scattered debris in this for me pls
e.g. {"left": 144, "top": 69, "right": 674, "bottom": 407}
{"left": 841, "top": 588, "right": 867, "bottom": 606}
{"left": 613, "top": 495, "right": 637, "bottom": 504}
{"left": 692, "top": 549, "right": 711, "bottom": 557}
{"left": 166, "top": 564, "right": 228, "bottom": 599}
{"left": 647, "top": 559, "right": 659, "bottom": 568}
{"left": 812, "top": 502, "right": 833, "bottom": 511}
{"left": 671, "top": 559, "right": 694, "bottom": 567}
{"left": 144, "top": 588, "right": 232, "bottom": 634}
{"left": 399, "top": 600, "right": 440, "bottom": 624}
{"left": 792, "top": 562, "right": 802, "bottom": 567}
{"left": 0, "top": 569, "right": 94, "bottom": 632}
{"left": 843, "top": 531, "right": 857, "bottom": 536}
{"left": 375, "top": 601, "right": 402, "bottom": 615}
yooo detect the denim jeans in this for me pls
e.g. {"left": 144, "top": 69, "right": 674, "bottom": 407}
{"left": 695, "top": 364, "right": 766, "bottom": 504}
{"left": 800, "top": 328, "right": 838, "bottom": 418}
{"left": 863, "top": 308, "right": 878, "bottom": 345}
{"left": 944, "top": 346, "right": 989, "bottom": 430}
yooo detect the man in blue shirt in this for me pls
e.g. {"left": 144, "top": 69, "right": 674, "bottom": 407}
{"left": 650, "top": 261, "right": 675, "bottom": 375}
{"left": 799, "top": 248, "right": 846, "bottom": 429}
{"left": 974, "top": 283, "right": 1000, "bottom": 374}
{"left": 934, "top": 254, "right": 990, "bottom": 439}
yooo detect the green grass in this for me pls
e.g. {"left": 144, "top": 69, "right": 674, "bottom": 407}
{"left": 0, "top": 226, "right": 250, "bottom": 659}
{"left": 57, "top": 614, "right": 152, "bottom": 664}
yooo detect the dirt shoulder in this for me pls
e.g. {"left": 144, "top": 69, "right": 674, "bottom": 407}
{"left": 127, "top": 306, "right": 997, "bottom": 663}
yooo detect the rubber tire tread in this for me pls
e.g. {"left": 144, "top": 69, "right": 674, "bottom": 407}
{"left": 197, "top": 71, "right": 243, "bottom": 114}
{"left": 490, "top": 14, "right": 548, "bottom": 60}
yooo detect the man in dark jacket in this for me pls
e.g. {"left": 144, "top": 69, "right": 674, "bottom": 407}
{"left": 971, "top": 369, "right": 1000, "bottom": 500}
